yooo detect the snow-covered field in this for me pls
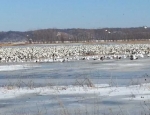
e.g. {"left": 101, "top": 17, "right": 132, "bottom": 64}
{"left": 1, "top": 83, "right": 150, "bottom": 115}
{"left": 1, "top": 44, "right": 150, "bottom": 115}
{"left": 0, "top": 83, "right": 150, "bottom": 101}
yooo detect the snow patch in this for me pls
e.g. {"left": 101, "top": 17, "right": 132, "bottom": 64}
{"left": 0, "top": 64, "right": 39, "bottom": 71}
{"left": 0, "top": 83, "right": 150, "bottom": 101}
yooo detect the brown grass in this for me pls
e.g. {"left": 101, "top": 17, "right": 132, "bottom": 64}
{"left": 0, "top": 42, "right": 29, "bottom": 47}
{"left": 113, "top": 40, "right": 150, "bottom": 44}
{"left": 1, "top": 40, "right": 150, "bottom": 47}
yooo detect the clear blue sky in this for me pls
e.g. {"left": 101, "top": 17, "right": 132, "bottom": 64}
{"left": 0, "top": 0, "right": 150, "bottom": 31}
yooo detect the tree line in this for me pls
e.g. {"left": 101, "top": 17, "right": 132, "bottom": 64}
{"left": 0, "top": 27, "right": 150, "bottom": 43}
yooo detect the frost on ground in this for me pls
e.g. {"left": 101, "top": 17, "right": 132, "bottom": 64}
{"left": 1, "top": 83, "right": 150, "bottom": 101}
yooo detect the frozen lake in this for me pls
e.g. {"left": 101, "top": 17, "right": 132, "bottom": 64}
{"left": 0, "top": 58, "right": 150, "bottom": 86}
{"left": 0, "top": 57, "right": 150, "bottom": 114}
{"left": 0, "top": 58, "right": 150, "bottom": 115}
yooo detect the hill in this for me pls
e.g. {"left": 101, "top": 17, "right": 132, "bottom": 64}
{"left": 0, "top": 27, "right": 150, "bottom": 43}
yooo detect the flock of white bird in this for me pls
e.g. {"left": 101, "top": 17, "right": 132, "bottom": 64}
{"left": 0, "top": 44, "right": 150, "bottom": 63}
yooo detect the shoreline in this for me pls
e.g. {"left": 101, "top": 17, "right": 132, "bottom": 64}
{"left": 1, "top": 40, "right": 150, "bottom": 47}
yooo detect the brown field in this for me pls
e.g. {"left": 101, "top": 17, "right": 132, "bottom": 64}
{"left": 1, "top": 40, "right": 150, "bottom": 47}
{"left": 0, "top": 42, "right": 28, "bottom": 47}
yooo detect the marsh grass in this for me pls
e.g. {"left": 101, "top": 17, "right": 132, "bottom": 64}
{"left": 1, "top": 74, "right": 150, "bottom": 115}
